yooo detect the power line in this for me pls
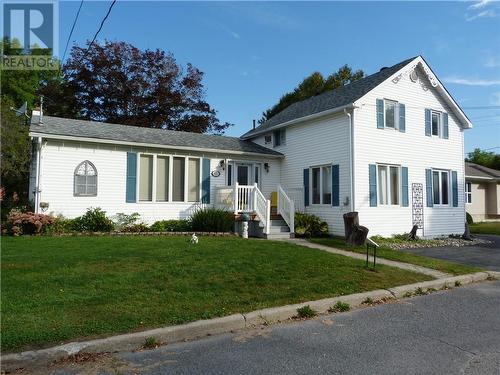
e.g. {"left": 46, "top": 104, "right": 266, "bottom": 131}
{"left": 61, "top": 0, "right": 84, "bottom": 64}
{"left": 79, "top": 0, "right": 117, "bottom": 62}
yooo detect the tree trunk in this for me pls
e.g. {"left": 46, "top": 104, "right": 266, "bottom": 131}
{"left": 343, "top": 212, "right": 369, "bottom": 246}
{"left": 408, "top": 225, "right": 418, "bottom": 240}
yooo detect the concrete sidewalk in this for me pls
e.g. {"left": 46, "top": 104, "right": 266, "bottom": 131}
{"left": 286, "top": 238, "right": 451, "bottom": 279}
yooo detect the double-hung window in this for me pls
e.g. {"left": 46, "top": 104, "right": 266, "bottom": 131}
{"left": 273, "top": 129, "right": 286, "bottom": 147}
{"left": 431, "top": 111, "right": 440, "bottom": 136}
{"left": 465, "top": 182, "right": 472, "bottom": 204}
{"left": 311, "top": 165, "right": 332, "bottom": 205}
{"left": 432, "top": 170, "right": 450, "bottom": 205}
{"left": 385, "top": 100, "right": 397, "bottom": 129}
{"left": 377, "top": 164, "right": 400, "bottom": 205}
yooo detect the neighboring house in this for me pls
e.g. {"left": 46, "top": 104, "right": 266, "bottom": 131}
{"left": 29, "top": 55, "right": 472, "bottom": 238}
{"left": 465, "top": 162, "right": 500, "bottom": 222}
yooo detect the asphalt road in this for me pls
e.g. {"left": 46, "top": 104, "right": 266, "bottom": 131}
{"left": 49, "top": 280, "right": 500, "bottom": 375}
{"left": 402, "top": 235, "right": 500, "bottom": 271}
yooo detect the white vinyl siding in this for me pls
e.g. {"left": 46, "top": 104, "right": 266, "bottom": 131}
{"left": 353, "top": 62, "right": 465, "bottom": 237}
{"left": 35, "top": 139, "right": 277, "bottom": 224}
{"left": 139, "top": 155, "right": 153, "bottom": 201}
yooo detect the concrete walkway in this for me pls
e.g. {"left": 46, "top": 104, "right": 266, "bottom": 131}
{"left": 286, "top": 238, "right": 451, "bottom": 279}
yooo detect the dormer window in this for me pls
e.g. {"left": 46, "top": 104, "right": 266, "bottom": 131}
{"left": 264, "top": 134, "right": 272, "bottom": 144}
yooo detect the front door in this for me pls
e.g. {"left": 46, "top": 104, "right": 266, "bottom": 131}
{"left": 236, "top": 164, "right": 251, "bottom": 185}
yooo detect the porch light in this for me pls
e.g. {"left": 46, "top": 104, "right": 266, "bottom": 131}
{"left": 219, "top": 159, "right": 225, "bottom": 170}
{"left": 264, "top": 163, "right": 270, "bottom": 173}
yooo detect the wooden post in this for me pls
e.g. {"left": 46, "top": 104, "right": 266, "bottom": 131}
{"left": 290, "top": 200, "right": 295, "bottom": 234}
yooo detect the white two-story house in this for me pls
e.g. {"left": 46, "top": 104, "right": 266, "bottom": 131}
{"left": 29, "top": 55, "right": 472, "bottom": 238}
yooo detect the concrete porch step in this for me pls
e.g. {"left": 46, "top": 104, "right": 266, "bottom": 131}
{"left": 269, "top": 226, "right": 290, "bottom": 234}
{"left": 266, "top": 233, "right": 293, "bottom": 240}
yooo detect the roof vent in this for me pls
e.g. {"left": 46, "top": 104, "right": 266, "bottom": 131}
{"left": 380, "top": 67, "right": 389, "bottom": 72}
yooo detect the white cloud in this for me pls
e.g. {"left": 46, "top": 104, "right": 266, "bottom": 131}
{"left": 466, "top": 9, "right": 496, "bottom": 21}
{"left": 444, "top": 76, "right": 500, "bottom": 86}
{"left": 468, "top": 0, "right": 493, "bottom": 9}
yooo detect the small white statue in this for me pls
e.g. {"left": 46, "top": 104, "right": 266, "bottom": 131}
{"left": 190, "top": 233, "right": 199, "bottom": 244}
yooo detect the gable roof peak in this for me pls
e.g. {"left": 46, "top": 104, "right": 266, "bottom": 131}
{"left": 241, "top": 56, "right": 420, "bottom": 139}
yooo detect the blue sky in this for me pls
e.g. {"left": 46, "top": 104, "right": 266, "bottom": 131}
{"left": 57, "top": 1, "right": 500, "bottom": 154}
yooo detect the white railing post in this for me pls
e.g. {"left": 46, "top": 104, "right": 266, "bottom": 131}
{"left": 234, "top": 182, "right": 239, "bottom": 214}
{"left": 290, "top": 200, "right": 295, "bottom": 234}
{"left": 265, "top": 199, "right": 271, "bottom": 235}
{"left": 253, "top": 183, "right": 258, "bottom": 213}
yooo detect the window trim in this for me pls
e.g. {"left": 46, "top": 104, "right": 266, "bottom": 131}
{"left": 74, "top": 160, "right": 98, "bottom": 197}
{"left": 310, "top": 164, "right": 333, "bottom": 206}
{"left": 377, "top": 163, "right": 401, "bottom": 207}
{"left": 431, "top": 168, "right": 451, "bottom": 207}
{"left": 465, "top": 182, "right": 472, "bottom": 204}
{"left": 136, "top": 153, "right": 202, "bottom": 204}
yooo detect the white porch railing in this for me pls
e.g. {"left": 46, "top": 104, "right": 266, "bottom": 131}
{"left": 277, "top": 185, "right": 295, "bottom": 234}
{"left": 215, "top": 183, "right": 271, "bottom": 234}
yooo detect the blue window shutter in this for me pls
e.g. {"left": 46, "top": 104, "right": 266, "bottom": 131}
{"left": 443, "top": 113, "right": 449, "bottom": 139}
{"left": 376, "top": 99, "right": 384, "bottom": 129}
{"left": 369, "top": 164, "right": 377, "bottom": 207}
{"left": 303, "top": 168, "right": 309, "bottom": 207}
{"left": 399, "top": 103, "right": 406, "bottom": 133}
{"left": 401, "top": 166, "right": 409, "bottom": 207}
{"left": 425, "top": 109, "right": 431, "bottom": 136}
{"left": 452, "top": 170, "right": 458, "bottom": 207}
{"left": 126, "top": 152, "right": 137, "bottom": 203}
{"left": 202, "top": 158, "right": 211, "bottom": 204}
{"left": 332, "top": 164, "right": 340, "bottom": 207}
{"left": 425, "top": 169, "right": 433, "bottom": 207}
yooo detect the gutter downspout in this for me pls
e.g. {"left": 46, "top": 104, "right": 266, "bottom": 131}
{"left": 344, "top": 108, "right": 355, "bottom": 212}
{"left": 34, "top": 137, "right": 42, "bottom": 213}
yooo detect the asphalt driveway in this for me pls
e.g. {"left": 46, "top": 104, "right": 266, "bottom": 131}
{"left": 401, "top": 235, "right": 500, "bottom": 271}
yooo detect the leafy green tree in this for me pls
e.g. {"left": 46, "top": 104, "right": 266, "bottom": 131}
{"left": 0, "top": 96, "right": 31, "bottom": 218}
{"left": 467, "top": 148, "right": 500, "bottom": 170}
{"left": 260, "top": 65, "right": 364, "bottom": 123}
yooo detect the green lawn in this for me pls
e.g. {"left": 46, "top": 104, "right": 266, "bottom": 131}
{"left": 470, "top": 221, "right": 500, "bottom": 236}
{"left": 1, "top": 235, "right": 432, "bottom": 352}
{"left": 310, "top": 237, "right": 482, "bottom": 276}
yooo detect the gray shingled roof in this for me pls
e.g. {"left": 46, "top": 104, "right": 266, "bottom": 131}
{"left": 465, "top": 162, "right": 500, "bottom": 180}
{"left": 29, "top": 116, "right": 283, "bottom": 156}
{"left": 241, "top": 56, "right": 418, "bottom": 139}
